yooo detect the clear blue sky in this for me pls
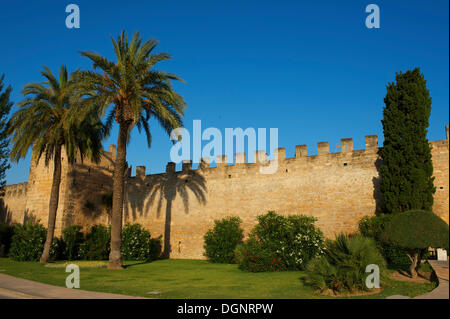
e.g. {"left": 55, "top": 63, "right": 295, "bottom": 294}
{"left": 1, "top": 0, "right": 449, "bottom": 184}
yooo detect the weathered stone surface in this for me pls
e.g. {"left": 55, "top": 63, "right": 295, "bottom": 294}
{"left": 1, "top": 127, "right": 448, "bottom": 260}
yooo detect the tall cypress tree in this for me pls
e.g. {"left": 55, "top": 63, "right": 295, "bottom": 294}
{"left": 0, "top": 74, "right": 13, "bottom": 195}
{"left": 379, "top": 68, "right": 435, "bottom": 214}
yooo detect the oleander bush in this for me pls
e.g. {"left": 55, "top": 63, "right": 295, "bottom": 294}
{"left": 302, "top": 234, "right": 387, "bottom": 294}
{"left": 9, "top": 222, "right": 47, "bottom": 261}
{"left": 234, "top": 237, "right": 286, "bottom": 272}
{"left": 62, "top": 225, "right": 84, "bottom": 260}
{"left": 0, "top": 223, "right": 14, "bottom": 256}
{"left": 234, "top": 211, "right": 325, "bottom": 272}
{"left": 204, "top": 216, "right": 244, "bottom": 263}
{"left": 358, "top": 215, "right": 410, "bottom": 268}
{"left": 253, "top": 211, "right": 325, "bottom": 270}
{"left": 78, "top": 225, "right": 110, "bottom": 260}
{"left": 121, "top": 223, "right": 160, "bottom": 261}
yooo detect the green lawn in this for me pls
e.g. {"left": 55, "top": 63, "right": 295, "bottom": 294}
{"left": 0, "top": 258, "right": 435, "bottom": 299}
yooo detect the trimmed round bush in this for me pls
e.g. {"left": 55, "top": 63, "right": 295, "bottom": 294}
{"left": 122, "top": 223, "right": 159, "bottom": 261}
{"left": 9, "top": 222, "right": 47, "bottom": 261}
{"left": 380, "top": 210, "right": 449, "bottom": 277}
{"left": 79, "top": 225, "right": 110, "bottom": 260}
{"left": 358, "top": 215, "right": 410, "bottom": 268}
{"left": 303, "top": 234, "right": 387, "bottom": 294}
{"left": 204, "top": 216, "right": 244, "bottom": 263}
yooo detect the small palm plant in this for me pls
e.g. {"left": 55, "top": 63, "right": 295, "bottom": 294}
{"left": 303, "top": 234, "right": 387, "bottom": 295}
{"left": 8, "top": 65, "right": 106, "bottom": 263}
{"left": 74, "top": 30, "right": 186, "bottom": 269}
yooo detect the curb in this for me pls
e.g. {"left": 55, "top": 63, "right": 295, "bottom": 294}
{"left": 386, "top": 260, "right": 449, "bottom": 299}
{"left": 0, "top": 287, "right": 41, "bottom": 299}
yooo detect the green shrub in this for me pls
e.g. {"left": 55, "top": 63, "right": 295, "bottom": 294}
{"left": 50, "top": 236, "right": 66, "bottom": 261}
{"left": 204, "top": 216, "right": 244, "bottom": 263}
{"left": 380, "top": 210, "right": 449, "bottom": 277}
{"left": 79, "top": 225, "right": 110, "bottom": 260}
{"left": 0, "top": 223, "right": 14, "bottom": 256}
{"left": 233, "top": 211, "right": 325, "bottom": 272}
{"left": 149, "top": 236, "right": 162, "bottom": 261}
{"left": 251, "top": 211, "right": 325, "bottom": 270}
{"left": 62, "top": 225, "right": 84, "bottom": 260}
{"left": 234, "top": 237, "right": 286, "bottom": 272}
{"left": 9, "top": 222, "right": 47, "bottom": 261}
{"left": 303, "top": 234, "right": 387, "bottom": 294}
{"left": 358, "top": 215, "right": 410, "bottom": 268}
{"left": 122, "top": 223, "right": 159, "bottom": 261}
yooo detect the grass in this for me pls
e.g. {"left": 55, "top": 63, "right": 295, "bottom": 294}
{"left": 0, "top": 258, "right": 435, "bottom": 299}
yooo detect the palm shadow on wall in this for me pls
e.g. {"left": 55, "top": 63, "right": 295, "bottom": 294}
{"left": 125, "top": 164, "right": 207, "bottom": 258}
{"left": 0, "top": 199, "right": 12, "bottom": 224}
{"left": 1, "top": 200, "right": 39, "bottom": 225}
{"left": 67, "top": 154, "right": 115, "bottom": 228}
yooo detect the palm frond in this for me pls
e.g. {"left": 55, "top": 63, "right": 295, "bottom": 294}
{"left": 8, "top": 65, "right": 108, "bottom": 166}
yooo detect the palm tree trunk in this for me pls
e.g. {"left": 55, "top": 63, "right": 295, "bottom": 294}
{"left": 108, "top": 123, "right": 129, "bottom": 269}
{"left": 40, "top": 146, "right": 62, "bottom": 263}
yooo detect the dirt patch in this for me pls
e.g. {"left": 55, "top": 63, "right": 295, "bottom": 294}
{"left": 45, "top": 261, "right": 108, "bottom": 268}
{"left": 390, "top": 270, "right": 431, "bottom": 283}
{"left": 320, "top": 288, "right": 383, "bottom": 297}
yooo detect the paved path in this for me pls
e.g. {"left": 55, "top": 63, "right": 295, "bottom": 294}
{"left": 414, "top": 260, "right": 449, "bottom": 299}
{"left": 387, "top": 260, "right": 449, "bottom": 299}
{"left": 0, "top": 273, "right": 146, "bottom": 299}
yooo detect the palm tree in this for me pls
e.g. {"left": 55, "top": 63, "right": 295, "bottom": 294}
{"left": 8, "top": 65, "right": 106, "bottom": 263}
{"left": 75, "top": 30, "right": 186, "bottom": 269}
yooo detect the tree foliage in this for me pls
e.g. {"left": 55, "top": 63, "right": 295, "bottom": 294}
{"left": 380, "top": 210, "right": 449, "bottom": 251}
{"left": 380, "top": 210, "right": 448, "bottom": 278}
{"left": 379, "top": 68, "right": 435, "bottom": 213}
{"left": 0, "top": 75, "right": 12, "bottom": 193}
{"left": 74, "top": 30, "right": 186, "bottom": 148}
{"left": 8, "top": 66, "right": 106, "bottom": 166}
{"left": 358, "top": 215, "right": 410, "bottom": 267}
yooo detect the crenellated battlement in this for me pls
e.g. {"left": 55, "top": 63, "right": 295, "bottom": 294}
{"left": 2, "top": 182, "right": 28, "bottom": 198}
{"left": 124, "top": 134, "right": 381, "bottom": 177}
{"left": 125, "top": 131, "right": 449, "bottom": 179}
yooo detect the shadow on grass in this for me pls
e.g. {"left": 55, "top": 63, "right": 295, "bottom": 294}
{"left": 123, "top": 260, "right": 159, "bottom": 268}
